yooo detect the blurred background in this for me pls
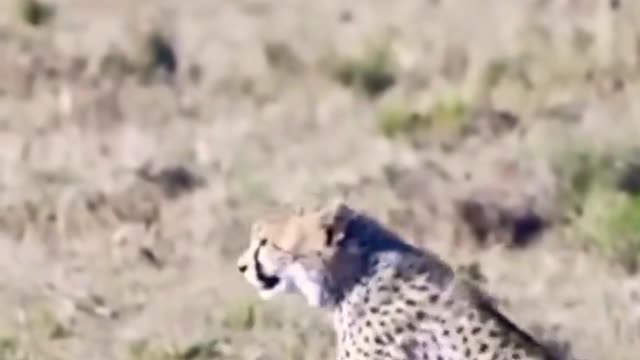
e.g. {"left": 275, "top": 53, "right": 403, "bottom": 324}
{"left": 0, "top": 0, "right": 638, "bottom": 359}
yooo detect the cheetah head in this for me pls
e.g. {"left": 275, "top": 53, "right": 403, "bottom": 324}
{"left": 236, "top": 200, "right": 357, "bottom": 308}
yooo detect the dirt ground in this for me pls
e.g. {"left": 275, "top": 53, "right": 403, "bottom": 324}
{"left": 0, "top": 0, "right": 639, "bottom": 359}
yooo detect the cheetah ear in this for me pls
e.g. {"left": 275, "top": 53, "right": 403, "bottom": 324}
{"left": 318, "top": 199, "right": 348, "bottom": 224}
{"left": 318, "top": 199, "right": 354, "bottom": 245}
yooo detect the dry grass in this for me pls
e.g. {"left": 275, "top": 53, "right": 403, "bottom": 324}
{"left": 0, "top": 0, "right": 638, "bottom": 359}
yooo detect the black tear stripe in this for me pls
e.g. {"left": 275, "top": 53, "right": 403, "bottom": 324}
{"left": 253, "top": 242, "right": 280, "bottom": 290}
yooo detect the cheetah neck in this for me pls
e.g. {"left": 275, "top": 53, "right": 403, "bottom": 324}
{"left": 324, "top": 213, "right": 458, "bottom": 312}
{"left": 322, "top": 214, "right": 424, "bottom": 308}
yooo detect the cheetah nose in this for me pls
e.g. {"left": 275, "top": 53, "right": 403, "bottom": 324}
{"left": 238, "top": 264, "right": 248, "bottom": 273}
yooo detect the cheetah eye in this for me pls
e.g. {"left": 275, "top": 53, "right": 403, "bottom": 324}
{"left": 259, "top": 238, "right": 268, "bottom": 246}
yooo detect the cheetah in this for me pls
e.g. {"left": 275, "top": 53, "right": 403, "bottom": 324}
{"left": 236, "top": 200, "right": 557, "bottom": 360}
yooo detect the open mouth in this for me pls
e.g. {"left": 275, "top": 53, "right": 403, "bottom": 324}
{"left": 259, "top": 275, "right": 280, "bottom": 290}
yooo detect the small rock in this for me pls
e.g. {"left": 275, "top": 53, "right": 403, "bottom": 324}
{"left": 456, "top": 194, "right": 549, "bottom": 249}
{"left": 137, "top": 164, "right": 206, "bottom": 199}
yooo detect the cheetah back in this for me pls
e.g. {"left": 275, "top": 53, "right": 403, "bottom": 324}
{"left": 334, "top": 251, "right": 554, "bottom": 360}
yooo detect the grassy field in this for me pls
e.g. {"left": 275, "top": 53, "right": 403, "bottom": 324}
{"left": 0, "top": 0, "right": 639, "bottom": 359}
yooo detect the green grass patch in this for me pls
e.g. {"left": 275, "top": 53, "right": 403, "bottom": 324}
{"left": 555, "top": 149, "right": 616, "bottom": 214}
{"left": 555, "top": 147, "right": 640, "bottom": 272}
{"left": 332, "top": 41, "right": 395, "bottom": 98}
{"left": 0, "top": 336, "right": 23, "bottom": 360}
{"left": 377, "top": 95, "right": 469, "bottom": 140}
{"left": 573, "top": 187, "right": 640, "bottom": 272}
{"left": 18, "top": 0, "right": 55, "bottom": 27}
{"left": 429, "top": 94, "right": 469, "bottom": 132}
{"left": 377, "top": 102, "right": 429, "bottom": 138}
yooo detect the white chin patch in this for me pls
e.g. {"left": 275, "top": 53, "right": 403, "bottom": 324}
{"left": 257, "top": 287, "right": 280, "bottom": 300}
{"left": 286, "top": 263, "right": 330, "bottom": 308}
